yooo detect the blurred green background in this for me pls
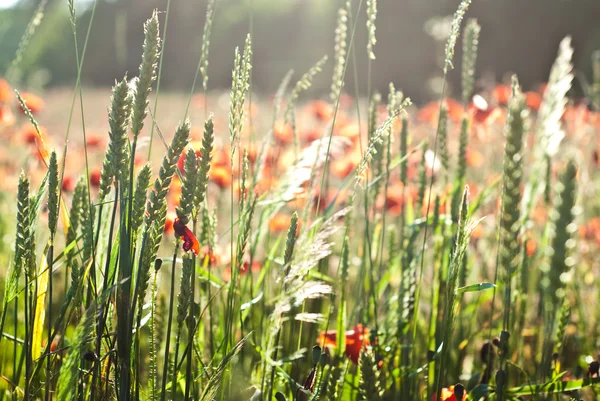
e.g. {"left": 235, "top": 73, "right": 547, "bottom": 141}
{"left": 1, "top": 0, "right": 599, "bottom": 102}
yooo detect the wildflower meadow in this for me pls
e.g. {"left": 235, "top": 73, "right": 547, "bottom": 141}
{"left": 0, "top": 1, "right": 599, "bottom": 401}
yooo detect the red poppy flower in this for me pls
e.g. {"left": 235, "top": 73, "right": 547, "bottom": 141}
{"left": 274, "top": 120, "right": 294, "bottom": 144}
{"left": 173, "top": 217, "right": 200, "bottom": 255}
{"left": 467, "top": 95, "right": 501, "bottom": 125}
{"left": 493, "top": 84, "right": 511, "bottom": 105}
{"left": 85, "top": 134, "right": 104, "bottom": 149}
{"left": 417, "top": 99, "right": 464, "bottom": 125}
{"left": 525, "top": 91, "right": 542, "bottom": 111}
{"left": 310, "top": 100, "right": 333, "bottom": 121}
{"left": 318, "top": 324, "right": 370, "bottom": 364}
{"left": 0, "top": 79, "right": 11, "bottom": 103}
{"left": 0, "top": 105, "right": 15, "bottom": 126}
{"left": 90, "top": 169, "right": 101, "bottom": 188}
{"left": 336, "top": 123, "right": 361, "bottom": 143}
{"left": 269, "top": 213, "right": 301, "bottom": 234}
{"left": 22, "top": 124, "right": 43, "bottom": 144}
{"left": 61, "top": 176, "right": 75, "bottom": 193}
{"left": 164, "top": 214, "right": 175, "bottom": 234}
{"left": 209, "top": 166, "right": 232, "bottom": 189}
{"left": 177, "top": 142, "right": 202, "bottom": 175}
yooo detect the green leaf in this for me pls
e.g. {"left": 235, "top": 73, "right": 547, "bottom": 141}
{"left": 505, "top": 376, "right": 600, "bottom": 397}
{"left": 457, "top": 282, "right": 496, "bottom": 294}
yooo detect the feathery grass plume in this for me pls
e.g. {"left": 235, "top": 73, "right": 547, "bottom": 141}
{"left": 235, "top": 196, "right": 257, "bottom": 275}
{"left": 283, "top": 212, "right": 299, "bottom": 270}
{"left": 199, "top": 334, "right": 249, "bottom": 401}
{"left": 55, "top": 303, "right": 95, "bottom": 401}
{"left": 461, "top": 19, "right": 480, "bottom": 104}
{"left": 199, "top": 206, "right": 216, "bottom": 248}
{"left": 137, "top": 121, "right": 190, "bottom": 323}
{"left": 285, "top": 56, "right": 328, "bottom": 152}
{"left": 5, "top": 173, "right": 31, "bottom": 303}
{"left": 443, "top": 0, "right": 472, "bottom": 73}
{"left": 264, "top": 209, "right": 348, "bottom": 397}
{"left": 145, "top": 120, "right": 191, "bottom": 226}
{"left": 452, "top": 117, "right": 470, "bottom": 221}
{"left": 99, "top": 156, "right": 114, "bottom": 200}
{"left": 543, "top": 161, "right": 577, "bottom": 313}
{"left": 438, "top": 104, "right": 450, "bottom": 178}
{"left": 47, "top": 151, "right": 59, "bottom": 239}
{"left": 398, "top": 229, "right": 419, "bottom": 335}
{"left": 387, "top": 83, "right": 403, "bottom": 116}
{"left": 67, "top": 0, "right": 75, "bottom": 30}
{"left": 66, "top": 178, "right": 86, "bottom": 267}
{"left": 225, "top": 194, "right": 256, "bottom": 355}
{"left": 359, "top": 348, "right": 382, "bottom": 401}
{"left": 456, "top": 117, "right": 469, "bottom": 184}
{"left": 540, "top": 161, "right": 577, "bottom": 375}
{"left": 554, "top": 300, "right": 571, "bottom": 357}
{"left": 355, "top": 98, "right": 412, "bottom": 190}
{"left": 366, "top": 0, "right": 377, "bottom": 60}
{"left": 435, "top": 186, "right": 478, "bottom": 395}
{"left": 591, "top": 50, "right": 600, "bottom": 111}
{"left": 6, "top": 0, "right": 47, "bottom": 83}
{"left": 331, "top": 5, "right": 348, "bottom": 103}
{"left": 271, "top": 70, "right": 293, "bottom": 129}
{"left": 16, "top": 91, "right": 50, "bottom": 164}
{"left": 239, "top": 149, "right": 249, "bottom": 209}
{"left": 79, "top": 181, "right": 94, "bottom": 262}
{"left": 194, "top": 117, "right": 214, "bottom": 208}
{"left": 229, "top": 34, "right": 253, "bottom": 151}
{"left": 498, "top": 77, "right": 526, "bottom": 329}
{"left": 537, "top": 36, "right": 573, "bottom": 156}
{"left": 200, "top": 0, "right": 217, "bottom": 92}
{"left": 132, "top": 164, "right": 152, "bottom": 238}
{"left": 285, "top": 56, "right": 328, "bottom": 124}
{"left": 107, "top": 77, "right": 133, "bottom": 182}
{"left": 172, "top": 255, "right": 193, "bottom": 391}
{"left": 131, "top": 10, "right": 160, "bottom": 138}
{"left": 324, "top": 361, "right": 342, "bottom": 401}
{"left": 522, "top": 37, "right": 573, "bottom": 219}
{"left": 176, "top": 148, "right": 199, "bottom": 225}
{"left": 369, "top": 92, "right": 383, "bottom": 190}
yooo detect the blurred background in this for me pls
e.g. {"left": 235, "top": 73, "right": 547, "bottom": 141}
{"left": 1, "top": 0, "right": 599, "bottom": 103}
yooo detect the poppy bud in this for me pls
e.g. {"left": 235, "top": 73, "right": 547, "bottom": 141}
{"left": 154, "top": 258, "right": 163, "bottom": 272}
{"left": 319, "top": 352, "right": 329, "bottom": 367}
{"left": 83, "top": 351, "right": 98, "bottom": 362}
{"left": 312, "top": 345, "right": 321, "bottom": 365}
{"left": 588, "top": 360, "right": 600, "bottom": 377}
{"left": 453, "top": 383, "right": 465, "bottom": 401}
{"left": 495, "top": 369, "right": 507, "bottom": 388}
{"left": 480, "top": 341, "right": 495, "bottom": 364}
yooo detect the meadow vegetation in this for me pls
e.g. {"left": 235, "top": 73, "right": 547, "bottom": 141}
{"left": 0, "top": 0, "right": 599, "bottom": 400}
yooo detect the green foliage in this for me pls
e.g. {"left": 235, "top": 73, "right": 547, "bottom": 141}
{"left": 2, "top": 4, "right": 600, "bottom": 401}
